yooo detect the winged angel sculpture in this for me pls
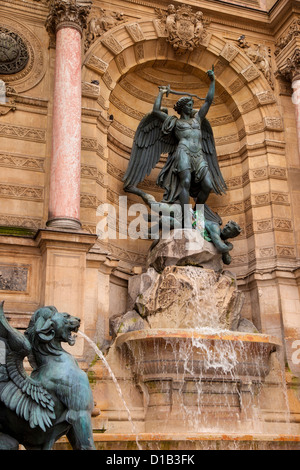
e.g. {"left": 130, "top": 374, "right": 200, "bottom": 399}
{"left": 123, "top": 67, "right": 241, "bottom": 261}
{"left": 0, "top": 302, "right": 96, "bottom": 450}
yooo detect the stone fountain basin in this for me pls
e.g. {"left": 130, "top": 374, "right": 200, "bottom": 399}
{"left": 116, "top": 329, "right": 281, "bottom": 381}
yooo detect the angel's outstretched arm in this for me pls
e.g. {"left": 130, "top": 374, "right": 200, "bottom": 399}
{"left": 153, "top": 87, "right": 169, "bottom": 121}
{"left": 198, "top": 67, "right": 215, "bottom": 121}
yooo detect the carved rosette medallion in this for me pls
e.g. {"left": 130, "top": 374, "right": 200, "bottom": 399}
{"left": 0, "top": 28, "right": 29, "bottom": 75}
{"left": 0, "top": 17, "right": 46, "bottom": 93}
{"left": 155, "top": 4, "right": 209, "bottom": 55}
{"left": 45, "top": 0, "right": 92, "bottom": 38}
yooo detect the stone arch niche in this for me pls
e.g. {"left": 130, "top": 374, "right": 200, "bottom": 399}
{"left": 82, "top": 20, "right": 292, "bottom": 336}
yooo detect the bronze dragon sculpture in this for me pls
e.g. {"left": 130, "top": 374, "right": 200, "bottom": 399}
{"left": 0, "top": 302, "right": 96, "bottom": 450}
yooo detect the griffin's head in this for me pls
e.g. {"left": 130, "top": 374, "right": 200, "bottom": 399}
{"left": 25, "top": 306, "right": 81, "bottom": 355}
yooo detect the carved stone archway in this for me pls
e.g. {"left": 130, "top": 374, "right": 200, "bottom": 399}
{"left": 82, "top": 19, "right": 294, "bottom": 340}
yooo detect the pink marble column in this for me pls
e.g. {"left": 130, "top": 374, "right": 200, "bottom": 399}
{"left": 292, "top": 79, "right": 300, "bottom": 157}
{"left": 46, "top": 0, "right": 91, "bottom": 230}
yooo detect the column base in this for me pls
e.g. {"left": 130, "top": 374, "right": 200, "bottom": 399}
{"left": 46, "top": 216, "right": 82, "bottom": 231}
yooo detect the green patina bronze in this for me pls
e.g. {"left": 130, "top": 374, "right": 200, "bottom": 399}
{"left": 0, "top": 301, "right": 96, "bottom": 450}
{"left": 122, "top": 67, "right": 241, "bottom": 261}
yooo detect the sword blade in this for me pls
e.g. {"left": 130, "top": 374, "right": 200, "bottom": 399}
{"left": 167, "top": 88, "right": 205, "bottom": 100}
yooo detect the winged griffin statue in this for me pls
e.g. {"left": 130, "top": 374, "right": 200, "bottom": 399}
{"left": 123, "top": 66, "right": 241, "bottom": 263}
{"left": 0, "top": 302, "right": 96, "bottom": 450}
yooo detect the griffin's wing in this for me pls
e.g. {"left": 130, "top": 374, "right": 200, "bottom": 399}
{"left": 123, "top": 112, "right": 177, "bottom": 189}
{"left": 0, "top": 301, "right": 56, "bottom": 432}
{"left": 201, "top": 118, "right": 227, "bottom": 195}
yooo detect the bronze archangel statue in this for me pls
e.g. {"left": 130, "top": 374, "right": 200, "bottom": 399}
{"left": 123, "top": 66, "right": 241, "bottom": 261}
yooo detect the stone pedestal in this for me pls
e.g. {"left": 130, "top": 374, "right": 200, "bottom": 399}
{"left": 35, "top": 229, "right": 97, "bottom": 356}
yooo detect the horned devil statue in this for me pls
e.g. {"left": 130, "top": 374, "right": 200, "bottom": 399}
{"left": 0, "top": 302, "right": 96, "bottom": 450}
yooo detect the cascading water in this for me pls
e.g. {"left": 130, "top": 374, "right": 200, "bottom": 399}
{"left": 78, "top": 330, "right": 142, "bottom": 450}
{"left": 164, "top": 329, "right": 262, "bottom": 433}
{"left": 116, "top": 327, "right": 281, "bottom": 436}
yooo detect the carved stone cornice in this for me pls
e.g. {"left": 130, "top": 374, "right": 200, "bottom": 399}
{"left": 276, "top": 48, "right": 300, "bottom": 83}
{"left": 45, "top": 0, "right": 92, "bottom": 37}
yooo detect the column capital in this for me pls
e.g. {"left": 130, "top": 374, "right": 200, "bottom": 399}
{"left": 45, "top": 0, "right": 92, "bottom": 37}
{"left": 276, "top": 48, "right": 300, "bottom": 83}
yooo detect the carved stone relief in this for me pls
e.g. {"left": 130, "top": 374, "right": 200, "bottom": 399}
{"left": 237, "top": 35, "right": 274, "bottom": 89}
{"left": 84, "top": 8, "right": 127, "bottom": 52}
{"left": 0, "top": 123, "right": 46, "bottom": 142}
{"left": 0, "top": 28, "right": 29, "bottom": 75}
{"left": 275, "top": 18, "right": 300, "bottom": 57}
{"left": 276, "top": 48, "right": 300, "bottom": 82}
{"left": 155, "top": 4, "right": 210, "bottom": 55}
{"left": 0, "top": 214, "right": 42, "bottom": 230}
{"left": 274, "top": 17, "right": 300, "bottom": 84}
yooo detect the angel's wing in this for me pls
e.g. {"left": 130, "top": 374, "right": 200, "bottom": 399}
{"left": 123, "top": 112, "right": 177, "bottom": 190}
{"left": 201, "top": 118, "right": 227, "bottom": 195}
{"left": 0, "top": 301, "right": 56, "bottom": 432}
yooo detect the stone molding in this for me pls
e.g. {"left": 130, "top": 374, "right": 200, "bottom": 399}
{"left": 0, "top": 214, "right": 42, "bottom": 230}
{"left": 0, "top": 152, "right": 45, "bottom": 172}
{"left": 0, "top": 123, "right": 46, "bottom": 142}
{"left": 45, "top": 0, "right": 92, "bottom": 38}
{"left": 0, "top": 183, "right": 44, "bottom": 202}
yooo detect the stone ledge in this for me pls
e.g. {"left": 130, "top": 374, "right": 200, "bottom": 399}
{"left": 53, "top": 432, "right": 300, "bottom": 450}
